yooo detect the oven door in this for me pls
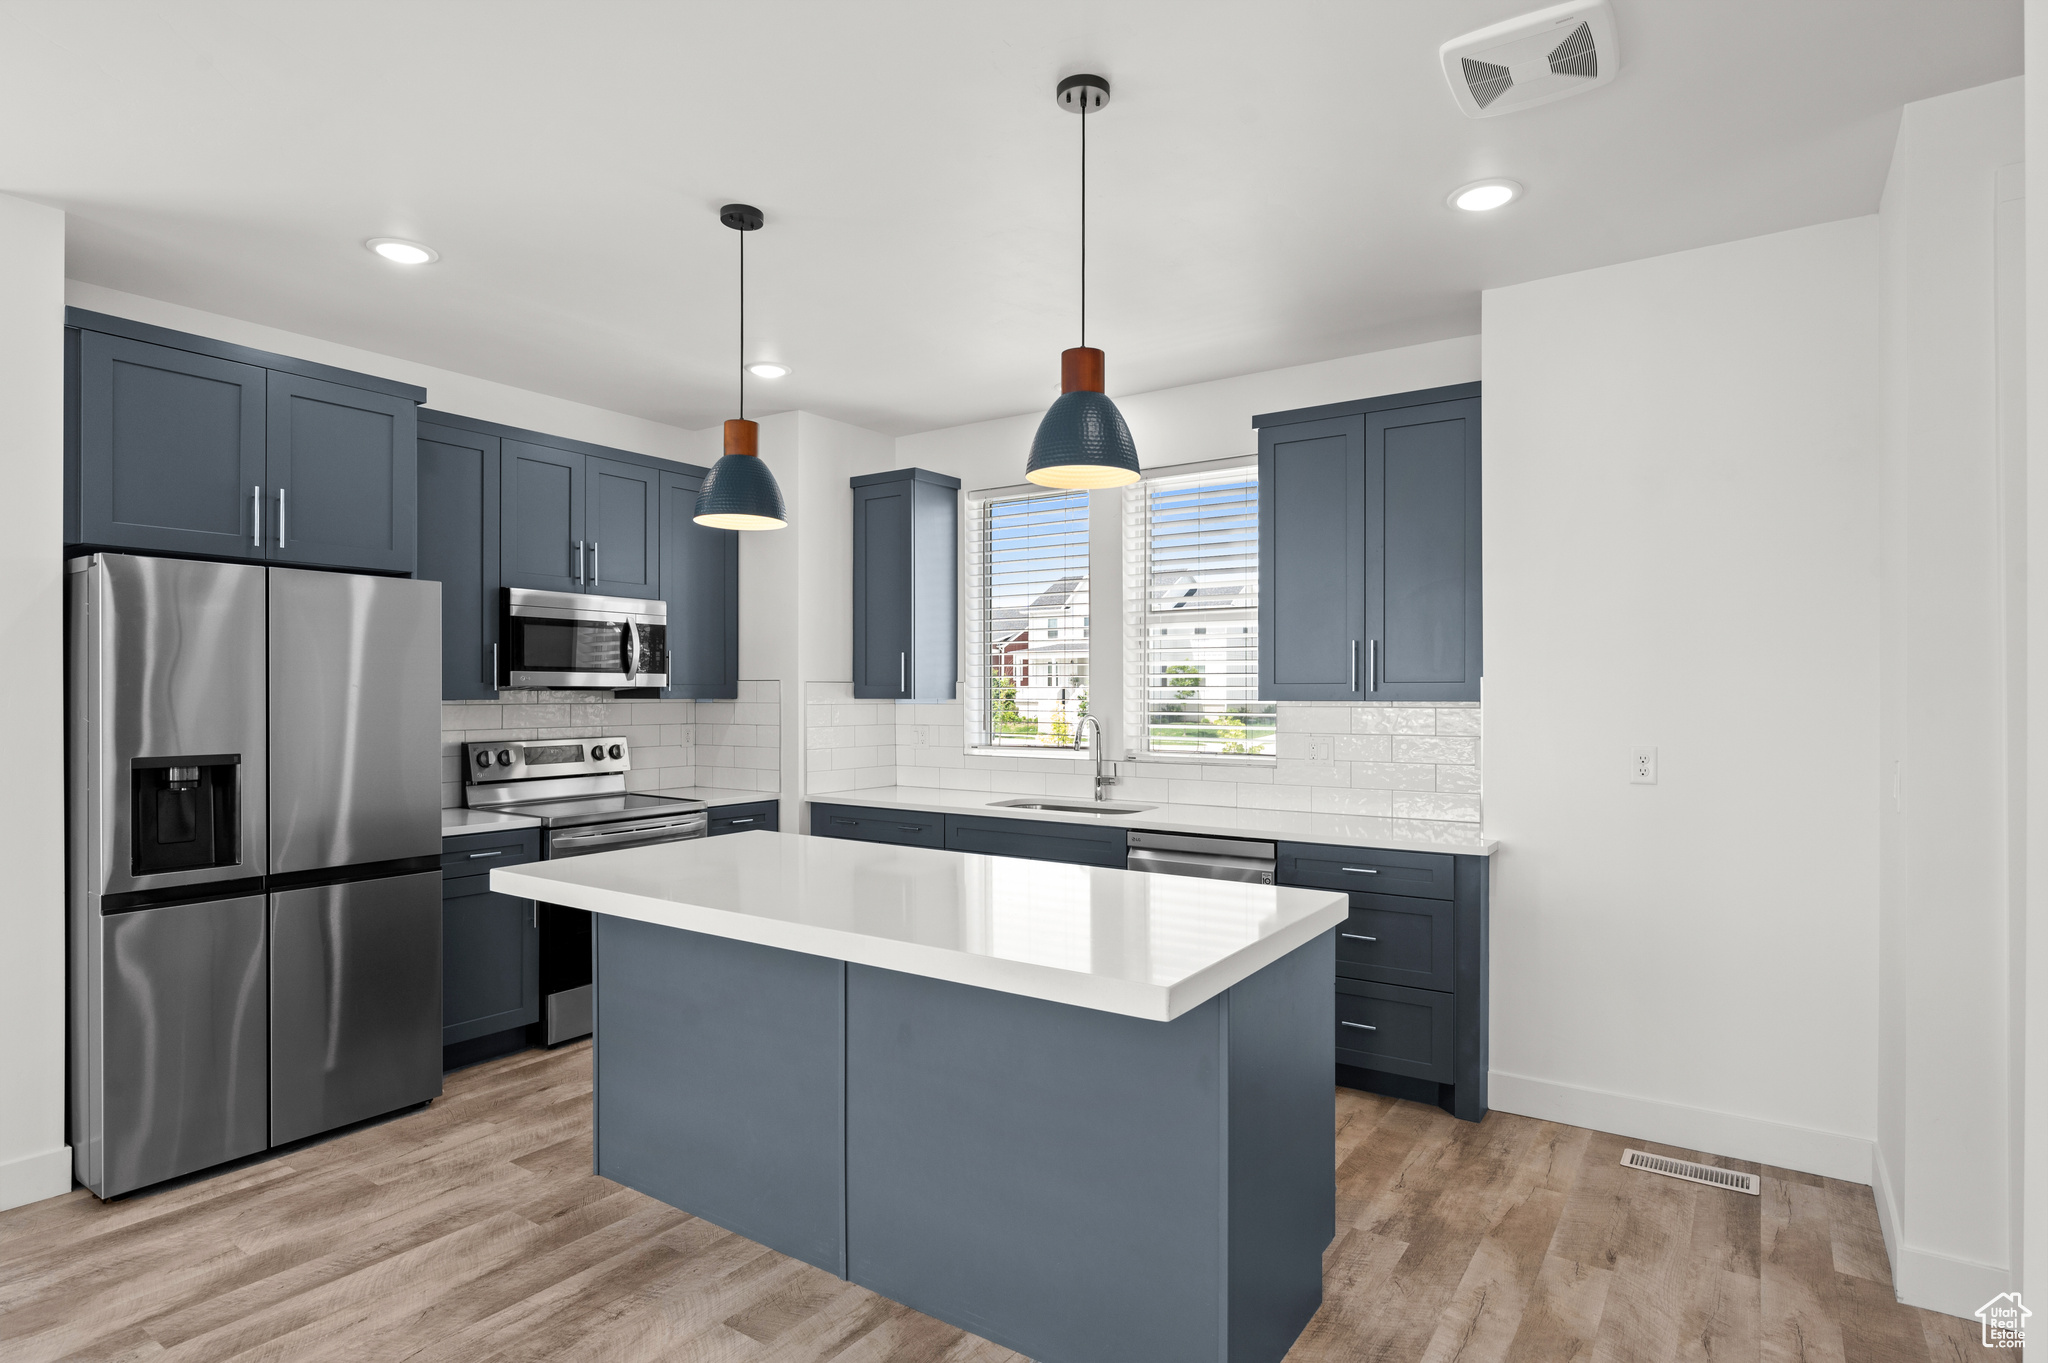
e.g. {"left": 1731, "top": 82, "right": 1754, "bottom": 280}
{"left": 502, "top": 589, "right": 668, "bottom": 689}
{"left": 547, "top": 812, "right": 707, "bottom": 858}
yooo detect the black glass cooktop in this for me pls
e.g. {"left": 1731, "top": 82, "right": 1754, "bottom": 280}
{"left": 499, "top": 792, "right": 707, "bottom": 829}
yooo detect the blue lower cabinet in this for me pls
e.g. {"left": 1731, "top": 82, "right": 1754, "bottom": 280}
{"left": 942, "top": 814, "right": 1127, "bottom": 867}
{"left": 811, "top": 804, "right": 944, "bottom": 848}
{"left": 442, "top": 830, "right": 541, "bottom": 1055}
{"left": 1282, "top": 840, "right": 1489, "bottom": 1122}
{"left": 709, "top": 800, "right": 780, "bottom": 836}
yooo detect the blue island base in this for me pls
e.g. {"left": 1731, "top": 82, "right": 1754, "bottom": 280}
{"left": 594, "top": 916, "right": 1335, "bottom": 1363}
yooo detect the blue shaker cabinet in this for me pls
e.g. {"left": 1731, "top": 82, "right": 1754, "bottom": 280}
{"left": 850, "top": 468, "right": 959, "bottom": 701}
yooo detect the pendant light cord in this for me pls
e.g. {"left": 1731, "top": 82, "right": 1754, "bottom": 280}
{"left": 1080, "top": 92, "right": 1087, "bottom": 349}
{"left": 738, "top": 225, "right": 745, "bottom": 424}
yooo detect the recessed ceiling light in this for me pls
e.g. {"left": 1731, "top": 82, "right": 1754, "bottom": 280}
{"left": 746, "top": 361, "right": 790, "bottom": 379}
{"left": 1447, "top": 180, "right": 1522, "bottom": 212}
{"left": 366, "top": 237, "right": 438, "bottom": 264}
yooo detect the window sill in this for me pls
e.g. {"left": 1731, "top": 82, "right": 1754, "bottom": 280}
{"left": 966, "top": 746, "right": 1088, "bottom": 760}
{"left": 1121, "top": 752, "right": 1278, "bottom": 767}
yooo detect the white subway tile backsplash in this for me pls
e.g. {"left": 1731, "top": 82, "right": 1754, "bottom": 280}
{"left": 1351, "top": 707, "right": 1437, "bottom": 735}
{"left": 1391, "top": 791, "right": 1482, "bottom": 823}
{"left": 1310, "top": 786, "right": 1396, "bottom": 817}
{"left": 1349, "top": 762, "right": 1439, "bottom": 792}
{"left": 1237, "top": 783, "right": 1314, "bottom": 812}
{"left": 1391, "top": 735, "right": 1479, "bottom": 765}
{"left": 1331, "top": 734, "right": 1394, "bottom": 763}
{"left": 1435, "top": 707, "right": 1482, "bottom": 736}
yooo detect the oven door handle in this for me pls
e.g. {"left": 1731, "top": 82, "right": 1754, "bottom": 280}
{"left": 551, "top": 818, "right": 704, "bottom": 848}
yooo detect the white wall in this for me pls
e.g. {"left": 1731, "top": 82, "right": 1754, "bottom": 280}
{"left": 2024, "top": 0, "right": 2048, "bottom": 1321}
{"left": 66, "top": 281, "right": 703, "bottom": 463}
{"left": 1876, "top": 77, "right": 2023, "bottom": 1318}
{"left": 0, "top": 194, "right": 70, "bottom": 1211}
{"left": 1482, "top": 219, "right": 1882, "bottom": 1183}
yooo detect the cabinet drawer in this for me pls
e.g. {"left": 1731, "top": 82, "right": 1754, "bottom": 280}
{"left": 441, "top": 828, "right": 541, "bottom": 875}
{"left": 1334, "top": 892, "right": 1454, "bottom": 992}
{"left": 1278, "top": 843, "right": 1454, "bottom": 900}
{"left": 944, "top": 815, "right": 1127, "bottom": 868}
{"left": 1334, "top": 979, "right": 1453, "bottom": 1083}
{"left": 709, "top": 800, "right": 780, "bottom": 836}
{"left": 811, "top": 803, "right": 944, "bottom": 848}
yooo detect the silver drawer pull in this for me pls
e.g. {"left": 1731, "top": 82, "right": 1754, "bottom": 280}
{"left": 1341, "top": 1021, "right": 1378, "bottom": 1032}
{"left": 1340, "top": 933, "right": 1377, "bottom": 942}
{"left": 467, "top": 850, "right": 504, "bottom": 859}
{"left": 899, "top": 825, "right": 924, "bottom": 832}
{"left": 1343, "top": 867, "right": 1380, "bottom": 874}
{"left": 728, "top": 817, "right": 753, "bottom": 825}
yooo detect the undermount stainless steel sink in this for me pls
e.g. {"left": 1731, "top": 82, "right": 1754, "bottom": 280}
{"left": 988, "top": 798, "right": 1157, "bottom": 815}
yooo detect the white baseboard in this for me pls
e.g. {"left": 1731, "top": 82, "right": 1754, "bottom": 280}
{"left": 1487, "top": 1070, "right": 1872, "bottom": 1182}
{"left": 0, "top": 1144, "right": 72, "bottom": 1211}
{"left": 1872, "top": 1140, "right": 2012, "bottom": 1322}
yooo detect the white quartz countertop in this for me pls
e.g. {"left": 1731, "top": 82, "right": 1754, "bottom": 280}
{"left": 441, "top": 808, "right": 542, "bottom": 838}
{"left": 802, "top": 785, "right": 1497, "bottom": 857}
{"left": 492, "top": 831, "right": 1348, "bottom": 1021}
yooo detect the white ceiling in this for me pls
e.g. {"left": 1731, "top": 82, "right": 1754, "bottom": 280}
{"left": 0, "top": 1, "right": 2019, "bottom": 436}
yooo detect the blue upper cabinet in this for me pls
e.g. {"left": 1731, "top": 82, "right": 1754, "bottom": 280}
{"left": 416, "top": 420, "right": 503, "bottom": 700}
{"left": 265, "top": 372, "right": 418, "bottom": 573}
{"left": 72, "top": 330, "right": 268, "bottom": 561}
{"left": 850, "top": 468, "right": 959, "bottom": 701}
{"left": 1257, "top": 415, "right": 1368, "bottom": 701}
{"left": 659, "top": 469, "right": 739, "bottom": 699}
{"left": 1255, "top": 383, "right": 1481, "bottom": 704}
{"left": 1366, "top": 397, "right": 1481, "bottom": 702}
{"left": 586, "top": 456, "right": 659, "bottom": 600}
{"left": 66, "top": 310, "right": 426, "bottom": 574}
{"left": 501, "top": 439, "right": 586, "bottom": 593}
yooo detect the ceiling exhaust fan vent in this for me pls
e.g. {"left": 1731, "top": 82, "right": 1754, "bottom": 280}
{"left": 1440, "top": 0, "right": 1619, "bottom": 118}
{"left": 1620, "top": 1149, "right": 1762, "bottom": 1196}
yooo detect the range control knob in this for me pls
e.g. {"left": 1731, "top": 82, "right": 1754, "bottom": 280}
{"left": 475, "top": 750, "right": 491, "bottom": 767}
{"left": 608, "top": 744, "right": 623, "bottom": 759}
{"left": 496, "top": 749, "right": 513, "bottom": 766}
{"left": 591, "top": 745, "right": 605, "bottom": 761}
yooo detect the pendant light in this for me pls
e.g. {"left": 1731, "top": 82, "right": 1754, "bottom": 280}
{"left": 1025, "top": 74, "right": 1139, "bottom": 490}
{"left": 694, "top": 203, "right": 789, "bottom": 530}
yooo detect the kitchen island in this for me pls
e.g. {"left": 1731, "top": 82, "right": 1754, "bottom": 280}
{"left": 495, "top": 831, "right": 1349, "bottom": 1363}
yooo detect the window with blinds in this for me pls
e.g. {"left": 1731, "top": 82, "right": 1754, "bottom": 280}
{"left": 1123, "top": 463, "right": 1275, "bottom": 758}
{"left": 967, "top": 487, "right": 1090, "bottom": 749}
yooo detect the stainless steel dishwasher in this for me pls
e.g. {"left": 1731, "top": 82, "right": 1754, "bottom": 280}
{"left": 1125, "top": 830, "right": 1277, "bottom": 884}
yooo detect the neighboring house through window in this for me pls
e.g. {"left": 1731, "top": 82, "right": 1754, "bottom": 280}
{"left": 968, "top": 486, "right": 1090, "bottom": 749}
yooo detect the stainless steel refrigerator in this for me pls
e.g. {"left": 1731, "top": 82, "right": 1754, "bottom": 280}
{"left": 68, "top": 553, "right": 443, "bottom": 1198}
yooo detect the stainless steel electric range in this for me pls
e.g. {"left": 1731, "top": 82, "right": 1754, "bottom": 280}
{"left": 464, "top": 737, "right": 706, "bottom": 1042}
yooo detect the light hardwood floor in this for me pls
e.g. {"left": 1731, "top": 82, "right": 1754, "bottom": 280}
{"left": 0, "top": 1042, "right": 2009, "bottom": 1362}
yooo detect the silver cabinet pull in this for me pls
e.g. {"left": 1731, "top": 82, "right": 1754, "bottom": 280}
{"left": 575, "top": 540, "right": 585, "bottom": 585}
{"left": 1340, "top": 1021, "right": 1378, "bottom": 1032}
{"left": 900, "top": 651, "right": 907, "bottom": 694}
{"left": 1369, "top": 638, "right": 1377, "bottom": 693}
{"left": 728, "top": 817, "right": 753, "bottom": 825}
{"left": 490, "top": 643, "right": 498, "bottom": 689}
{"left": 593, "top": 541, "right": 600, "bottom": 584}
{"left": 899, "top": 825, "right": 923, "bottom": 832}
{"left": 277, "top": 487, "right": 286, "bottom": 548}
{"left": 1350, "top": 639, "right": 1358, "bottom": 692}
{"left": 252, "top": 486, "right": 262, "bottom": 547}
{"left": 1343, "top": 866, "right": 1380, "bottom": 874}
{"left": 1340, "top": 933, "right": 1378, "bottom": 942}
{"left": 467, "top": 850, "right": 503, "bottom": 859}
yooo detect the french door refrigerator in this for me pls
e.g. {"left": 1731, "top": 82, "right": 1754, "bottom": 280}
{"left": 68, "top": 553, "right": 443, "bottom": 1198}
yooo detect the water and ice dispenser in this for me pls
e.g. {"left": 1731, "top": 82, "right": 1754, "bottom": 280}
{"left": 129, "top": 754, "right": 240, "bottom": 875}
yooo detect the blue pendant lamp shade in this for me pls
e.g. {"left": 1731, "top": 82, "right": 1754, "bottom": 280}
{"left": 1026, "top": 346, "right": 1139, "bottom": 488}
{"left": 695, "top": 418, "right": 787, "bottom": 530}
{"left": 696, "top": 202, "right": 788, "bottom": 530}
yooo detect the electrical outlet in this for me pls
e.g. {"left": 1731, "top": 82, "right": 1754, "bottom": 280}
{"left": 909, "top": 726, "right": 929, "bottom": 746}
{"left": 1308, "top": 736, "right": 1334, "bottom": 762}
{"left": 1630, "top": 746, "right": 1658, "bottom": 785}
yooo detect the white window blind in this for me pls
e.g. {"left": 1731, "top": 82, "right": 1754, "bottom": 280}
{"left": 1123, "top": 463, "right": 1275, "bottom": 758}
{"left": 967, "top": 486, "right": 1090, "bottom": 749}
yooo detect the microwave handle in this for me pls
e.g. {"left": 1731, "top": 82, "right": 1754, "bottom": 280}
{"left": 624, "top": 620, "right": 639, "bottom": 678}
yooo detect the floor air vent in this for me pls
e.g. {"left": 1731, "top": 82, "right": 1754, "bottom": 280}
{"left": 1620, "top": 1149, "right": 1761, "bottom": 1195}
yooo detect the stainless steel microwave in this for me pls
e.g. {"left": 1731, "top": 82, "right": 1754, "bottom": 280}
{"left": 501, "top": 588, "right": 668, "bottom": 690}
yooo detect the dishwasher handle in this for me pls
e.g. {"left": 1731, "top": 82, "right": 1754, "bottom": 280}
{"left": 1126, "top": 846, "right": 1276, "bottom": 884}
